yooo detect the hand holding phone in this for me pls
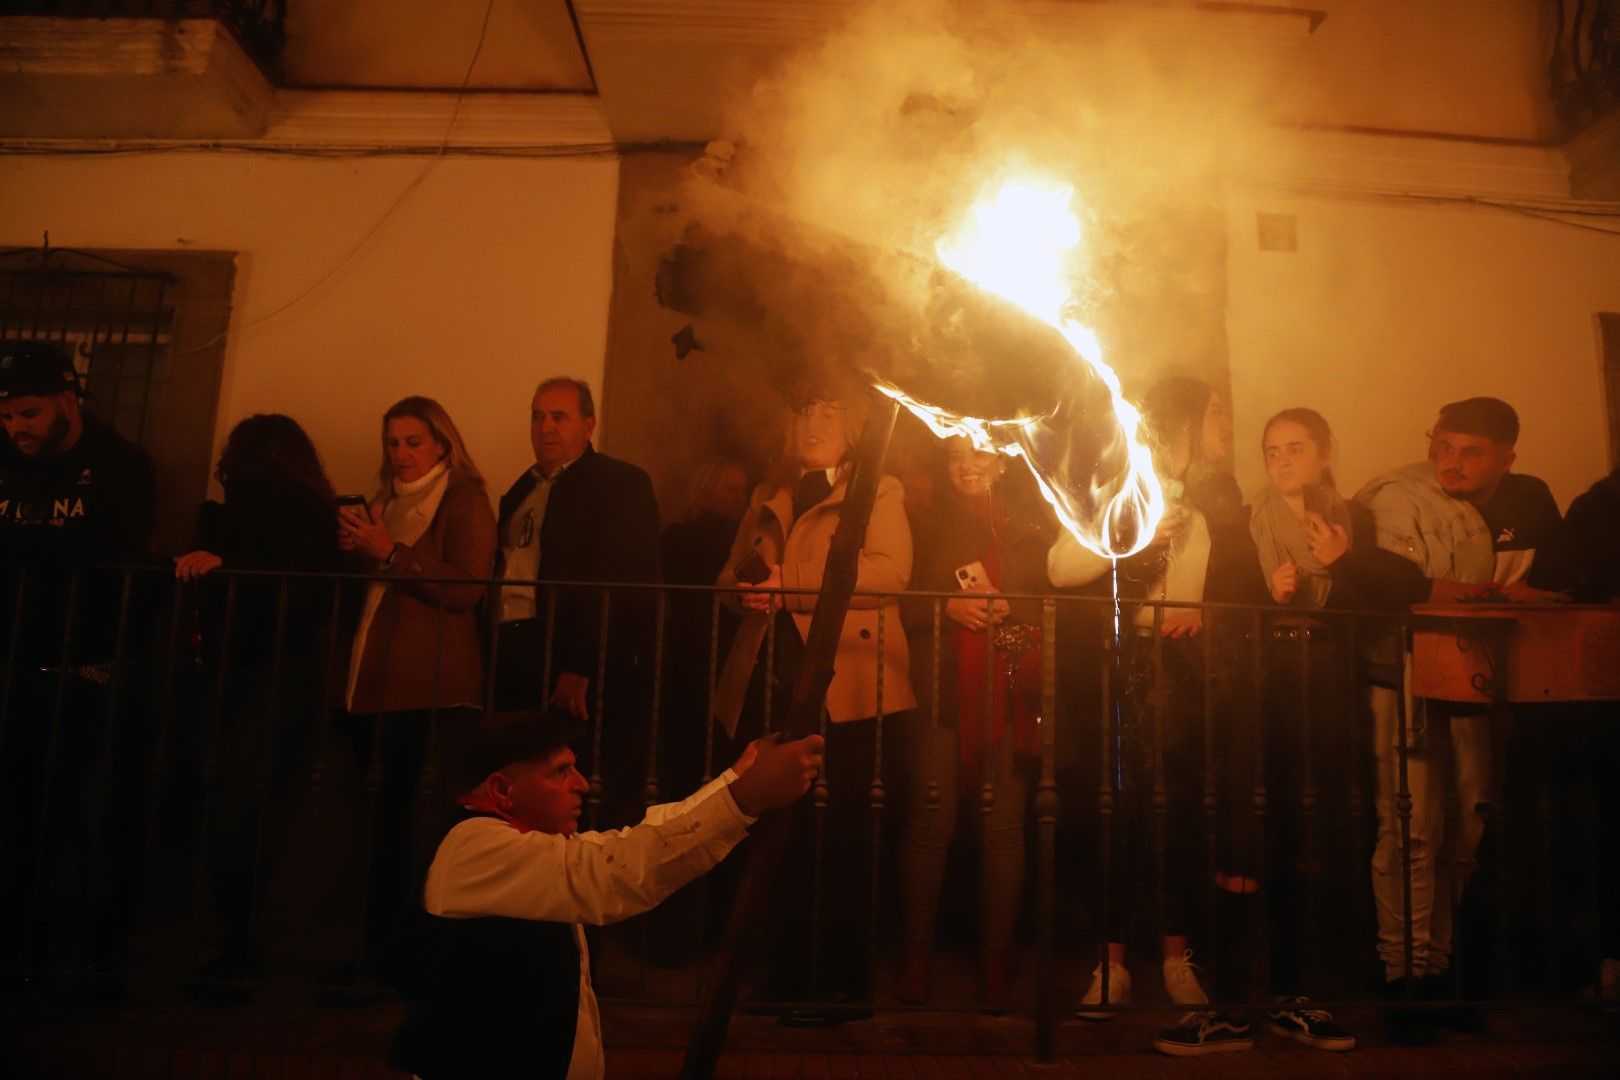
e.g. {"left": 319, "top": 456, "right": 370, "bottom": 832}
{"left": 954, "top": 561, "right": 990, "bottom": 592}
{"left": 1301, "top": 484, "right": 1328, "bottom": 516}
{"left": 734, "top": 548, "right": 772, "bottom": 585}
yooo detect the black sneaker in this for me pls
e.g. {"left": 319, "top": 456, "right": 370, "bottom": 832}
{"left": 1381, "top": 977, "right": 1434, "bottom": 1046}
{"left": 1153, "top": 1011, "right": 1254, "bottom": 1056}
{"left": 1264, "top": 997, "right": 1356, "bottom": 1051}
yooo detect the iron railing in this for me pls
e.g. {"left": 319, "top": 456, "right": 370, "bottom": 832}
{"left": 0, "top": 563, "right": 1613, "bottom": 1059}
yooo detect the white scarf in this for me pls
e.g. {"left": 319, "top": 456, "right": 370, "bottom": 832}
{"left": 346, "top": 462, "right": 451, "bottom": 708}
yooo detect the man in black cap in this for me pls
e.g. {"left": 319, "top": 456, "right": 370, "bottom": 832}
{"left": 0, "top": 340, "right": 156, "bottom": 981}
{"left": 1425, "top": 396, "right": 1572, "bottom": 596}
{"left": 1354, "top": 395, "right": 1570, "bottom": 1041}
{"left": 0, "top": 339, "right": 155, "bottom": 566}
{"left": 389, "top": 709, "right": 823, "bottom": 1080}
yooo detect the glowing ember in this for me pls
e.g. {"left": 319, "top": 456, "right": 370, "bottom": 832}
{"left": 877, "top": 177, "right": 1164, "bottom": 558}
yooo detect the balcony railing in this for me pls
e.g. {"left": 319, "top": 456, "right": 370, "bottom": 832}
{"left": 0, "top": 563, "right": 1613, "bottom": 1060}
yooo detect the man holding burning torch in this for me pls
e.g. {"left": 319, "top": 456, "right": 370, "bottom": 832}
{"left": 388, "top": 708, "right": 824, "bottom": 1079}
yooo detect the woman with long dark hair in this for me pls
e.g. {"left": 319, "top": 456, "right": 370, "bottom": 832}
{"left": 175, "top": 413, "right": 343, "bottom": 992}
{"left": 1047, "top": 376, "right": 1261, "bottom": 1049}
{"left": 895, "top": 437, "right": 1055, "bottom": 1009}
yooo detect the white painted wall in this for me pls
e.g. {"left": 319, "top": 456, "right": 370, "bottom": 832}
{"left": 0, "top": 150, "right": 620, "bottom": 504}
{"left": 1225, "top": 188, "right": 1620, "bottom": 509}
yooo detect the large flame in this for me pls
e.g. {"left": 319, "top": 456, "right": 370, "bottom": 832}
{"left": 878, "top": 177, "right": 1164, "bottom": 558}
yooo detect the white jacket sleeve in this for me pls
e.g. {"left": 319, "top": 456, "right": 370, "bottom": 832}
{"left": 1047, "top": 531, "right": 1112, "bottom": 588}
{"left": 424, "top": 780, "right": 752, "bottom": 926}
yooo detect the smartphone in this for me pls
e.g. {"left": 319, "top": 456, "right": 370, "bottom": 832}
{"left": 955, "top": 561, "right": 989, "bottom": 591}
{"left": 336, "top": 494, "right": 369, "bottom": 510}
{"left": 734, "top": 548, "right": 772, "bottom": 585}
{"left": 1301, "top": 484, "right": 1328, "bottom": 516}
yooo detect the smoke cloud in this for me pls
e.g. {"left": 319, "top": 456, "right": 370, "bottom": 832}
{"left": 646, "top": 0, "right": 1281, "bottom": 480}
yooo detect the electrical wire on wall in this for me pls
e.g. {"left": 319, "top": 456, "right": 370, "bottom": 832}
{"left": 164, "top": 0, "right": 505, "bottom": 355}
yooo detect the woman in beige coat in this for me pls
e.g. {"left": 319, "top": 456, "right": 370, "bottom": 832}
{"left": 715, "top": 392, "right": 915, "bottom": 1017}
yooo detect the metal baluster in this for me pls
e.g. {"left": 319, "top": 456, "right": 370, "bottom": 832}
{"left": 303, "top": 579, "right": 345, "bottom": 972}
{"left": 638, "top": 590, "right": 667, "bottom": 1003}
{"left": 1251, "top": 610, "right": 1269, "bottom": 1006}
{"left": 1097, "top": 613, "right": 1116, "bottom": 1006}
{"left": 190, "top": 575, "right": 237, "bottom": 958}
{"left": 81, "top": 570, "right": 133, "bottom": 976}
{"left": 587, "top": 591, "right": 609, "bottom": 830}
{"left": 245, "top": 577, "right": 291, "bottom": 970}
{"left": 1297, "top": 624, "right": 1317, "bottom": 991}
{"left": 421, "top": 602, "right": 447, "bottom": 811}
{"left": 925, "top": 595, "right": 943, "bottom": 985}
{"left": 541, "top": 588, "right": 556, "bottom": 708}
{"left": 694, "top": 591, "right": 720, "bottom": 1005}
{"left": 0, "top": 566, "right": 29, "bottom": 755}
{"left": 483, "top": 600, "right": 503, "bottom": 714}
{"left": 357, "top": 587, "right": 404, "bottom": 979}
{"left": 1489, "top": 634, "right": 1513, "bottom": 999}
{"left": 1536, "top": 715, "right": 1557, "bottom": 989}
{"left": 21, "top": 572, "right": 78, "bottom": 963}
{"left": 809, "top": 705, "right": 829, "bottom": 1000}
{"left": 981, "top": 592, "right": 997, "bottom": 1000}
{"left": 1035, "top": 599, "right": 1058, "bottom": 1060}
{"left": 1345, "top": 619, "right": 1371, "bottom": 987}
{"left": 1151, "top": 605, "right": 1167, "bottom": 945}
{"left": 142, "top": 577, "right": 185, "bottom": 870}
{"left": 645, "top": 591, "right": 667, "bottom": 809}
{"left": 1394, "top": 629, "right": 1417, "bottom": 990}
{"left": 868, "top": 599, "right": 887, "bottom": 1004}
{"left": 1202, "top": 607, "right": 1218, "bottom": 975}
{"left": 762, "top": 599, "right": 776, "bottom": 735}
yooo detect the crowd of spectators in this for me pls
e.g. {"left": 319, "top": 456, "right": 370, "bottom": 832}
{"left": 1, "top": 338, "right": 1617, "bottom": 1056}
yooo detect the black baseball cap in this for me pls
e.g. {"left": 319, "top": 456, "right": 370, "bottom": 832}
{"left": 0, "top": 341, "right": 82, "bottom": 401}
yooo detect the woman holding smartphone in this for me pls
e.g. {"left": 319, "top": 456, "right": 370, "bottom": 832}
{"left": 895, "top": 437, "right": 1055, "bottom": 1009}
{"left": 335, "top": 395, "right": 496, "bottom": 978}
{"left": 1219, "top": 407, "right": 1427, "bottom": 1053}
{"left": 714, "top": 387, "right": 915, "bottom": 1019}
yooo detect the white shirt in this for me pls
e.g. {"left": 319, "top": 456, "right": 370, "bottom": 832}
{"left": 422, "top": 771, "right": 753, "bottom": 1080}
{"left": 499, "top": 456, "right": 583, "bottom": 623}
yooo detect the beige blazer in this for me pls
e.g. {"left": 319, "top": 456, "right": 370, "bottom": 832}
{"left": 715, "top": 472, "right": 917, "bottom": 725}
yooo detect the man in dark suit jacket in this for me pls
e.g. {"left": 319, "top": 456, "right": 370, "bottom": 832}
{"left": 494, "top": 377, "right": 659, "bottom": 824}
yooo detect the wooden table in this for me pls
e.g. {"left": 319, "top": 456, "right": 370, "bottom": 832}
{"left": 1409, "top": 602, "right": 1620, "bottom": 704}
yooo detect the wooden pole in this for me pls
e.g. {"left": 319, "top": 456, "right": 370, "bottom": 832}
{"left": 679, "top": 392, "right": 900, "bottom": 1079}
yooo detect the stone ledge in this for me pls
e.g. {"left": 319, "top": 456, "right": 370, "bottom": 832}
{"left": 0, "top": 16, "right": 271, "bottom": 139}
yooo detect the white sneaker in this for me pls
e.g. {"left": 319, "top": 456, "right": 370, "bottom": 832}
{"left": 1075, "top": 961, "right": 1131, "bottom": 1021}
{"left": 1162, "top": 949, "right": 1209, "bottom": 1006}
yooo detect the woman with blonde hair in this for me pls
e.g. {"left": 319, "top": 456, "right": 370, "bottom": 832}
{"left": 715, "top": 388, "right": 916, "bottom": 1018}
{"left": 336, "top": 394, "right": 497, "bottom": 976}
